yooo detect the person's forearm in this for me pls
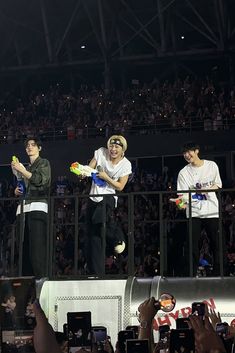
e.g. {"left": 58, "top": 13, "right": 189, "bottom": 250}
{"left": 138, "top": 321, "right": 155, "bottom": 353}
{"left": 209, "top": 184, "right": 220, "bottom": 190}
{"left": 103, "top": 175, "right": 124, "bottom": 191}
{"left": 138, "top": 326, "right": 152, "bottom": 340}
{"left": 20, "top": 169, "right": 32, "bottom": 180}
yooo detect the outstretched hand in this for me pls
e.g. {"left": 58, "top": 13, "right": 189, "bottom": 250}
{"left": 138, "top": 297, "right": 158, "bottom": 323}
{"left": 189, "top": 315, "right": 225, "bottom": 353}
{"left": 32, "top": 300, "right": 61, "bottom": 353}
{"left": 207, "top": 308, "right": 222, "bottom": 330}
{"left": 11, "top": 160, "right": 26, "bottom": 174}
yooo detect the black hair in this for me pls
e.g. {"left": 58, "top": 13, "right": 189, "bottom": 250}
{"left": 181, "top": 141, "right": 200, "bottom": 153}
{"left": 24, "top": 137, "right": 42, "bottom": 149}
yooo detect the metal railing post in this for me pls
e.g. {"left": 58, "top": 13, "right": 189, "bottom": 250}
{"left": 10, "top": 225, "right": 16, "bottom": 276}
{"left": 128, "top": 193, "right": 135, "bottom": 276}
{"left": 100, "top": 195, "right": 106, "bottom": 276}
{"left": 18, "top": 199, "right": 25, "bottom": 277}
{"left": 74, "top": 195, "right": 79, "bottom": 275}
{"left": 45, "top": 195, "right": 51, "bottom": 277}
{"left": 48, "top": 196, "right": 54, "bottom": 278}
{"left": 159, "top": 192, "right": 165, "bottom": 277}
{"left": 188, "top": 190, "right": 193, "bottom": 277}
{"left": 218, "top": 189, "right": 224, "bottom": 276}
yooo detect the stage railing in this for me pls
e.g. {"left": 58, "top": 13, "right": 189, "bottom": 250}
{"left": 0, "top": 188, "right": 233, "bottom": 278}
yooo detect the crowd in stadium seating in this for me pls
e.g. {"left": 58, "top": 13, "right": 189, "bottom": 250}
{"left": 0, "top": 76, "right": 235, "bottom": 143}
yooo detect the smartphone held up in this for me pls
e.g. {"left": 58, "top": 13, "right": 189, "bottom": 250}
{"left": 0, "top": 277, "right": 36, "bottom": 353}
{"left": 67, "top": 311, "right": 92, "bottom": 353}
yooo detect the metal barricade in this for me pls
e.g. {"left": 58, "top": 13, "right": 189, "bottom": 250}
{"left": 0, "top": 188, "right": 234, "bottom": 278}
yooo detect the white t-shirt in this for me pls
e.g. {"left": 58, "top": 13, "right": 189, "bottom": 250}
{"left": 177, "top": 160, "right": 222, "bottom": 218}
{"left": 89, "top": 147, "right": 132, "bottom": 204}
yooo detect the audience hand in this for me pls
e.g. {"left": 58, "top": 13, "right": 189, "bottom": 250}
{"left": 189, "top": 315, "right": 225, "bottom": 353}
{"left": 33, "top": 300, "right": 61, "bottom": 353}
{"left": 138, "top": 297, "right": 158, "bottom": 323}
{"left": 103, "top": 338, "right": 114, "bottom": 353}
{"left": 207, "top": 308, "right": 222, "bottom": 330}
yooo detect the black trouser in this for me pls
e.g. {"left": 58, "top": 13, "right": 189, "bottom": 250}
{"left": 191, "top": 218, "right": 222, "bottom": 275}
{"left": 168, "top": 222, "right": 189, "bottom": 277}
{"left": 85, "top": 197, "right": 116, "bottom": 276}
{"left": 17, "top": 211, "right": 48, "bottom": 278}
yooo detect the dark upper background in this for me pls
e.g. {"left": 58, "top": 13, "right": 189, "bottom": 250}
{"left": 0, "top": 0, "right": 234, "bottom": 91}
{"left": 0, "top": 0, "right": 235, "bottom": 180}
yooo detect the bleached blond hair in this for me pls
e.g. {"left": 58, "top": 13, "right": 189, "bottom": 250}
{"left": 107, "top": 135, "right": 127, "bottom": 152}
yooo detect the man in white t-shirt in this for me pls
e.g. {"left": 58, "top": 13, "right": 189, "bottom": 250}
{"left": 84, "top": 135, "right": 132, "bottom": 275}
{"left": 172, "top": 141, "right": 222, "bottom": 276}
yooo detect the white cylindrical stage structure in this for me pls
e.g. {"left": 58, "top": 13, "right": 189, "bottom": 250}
{"left": 40, "top": 276, "right": 235, "bottom": 343}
